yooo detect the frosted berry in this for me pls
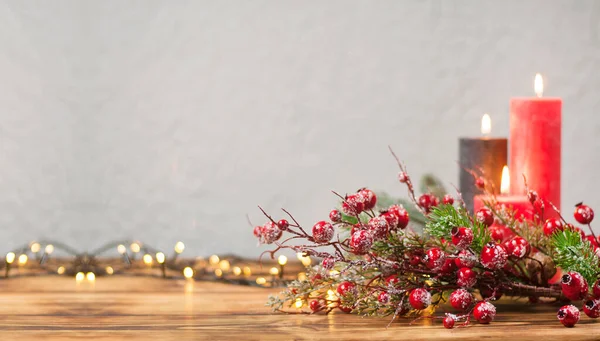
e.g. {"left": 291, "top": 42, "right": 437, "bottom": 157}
{"left": 480, "top": 242, "right": 508, "bottom": 269}
{"left": 385, "top": 275, "right": 400, "bottom": 287}
{"left": 337, "top": 281, "right": 356, "bottom": 297}
{"left": 585, "top": 235, "right": 599, "bottom": 248}
{"left": 557, "top": 304, "right": 580, "bottom": 327}
{"left": 338, "top": 305, "right": 352, "bottom": 313}
{"left": 455, "top": 250, "right": 477, "bottom": 268}
{"left": 409, "top": 288, "right": 431, "bottom": 310}
{"left": 418, "top": 194, "right": 436, "bottom": 213}
{"left": 309, "top": 300, "right": 323, "bottom": 312}
{"left": 574, "top": 204, "right": 594, "bottom": 225}
{"left": 398, "top": 171, "right": 408, "bottom": 183}
{"left": 584, "top": 298, "right": 600, "bottom": 318}
{"left": 253, "top": 226, "right": 262, "bottom": 238}
{"left": 543, "top": 218, "right": 564, "bottom": 236}
{"left": 449, "top": 289, "right": 474, "bottom": 311}
{"left": 378, "top": 291, "right": 390, "bottom": 304}
{"left": 312, "top": 221, "right": 334, "bottom": 243}
{"left": 388, "top": 205, "right": 410, "bottom": 229}
{"left": 561, "top": 272, "right": 588, "bottom": 301}
{"left": 593, "top": 279, "right": 600, "bottom": 298}
{"left": 261, "top": 222, "right": 282, "bottom": 244}
{"left": 409, "top": 255, "right": 422, "bottom": 266}
{"left": 456, "top": 267, "right": 477, "bottom": 288}
{"left": 443, "top": 315, "right": 455, "bottom": 329}
{"left": 440, "top": 258, "right": 457, "bottom": 274}
{"left": 475, "top": 177, "right": 485, "bottom": 189}
{"left": 475, "top": 207, "right": 494, "bottom": 227}
{"left": 342, "top": 193, "right": 365, "bottom": 215}
{"left": 504, "top": 236, "right": 530, "bottom": 259}
{"left": 322, "top": 257, "right": 335, "bottom": 270}
{"left": 329, "top": 209, "right": 342, "bottom": 223}
{"left": 277, "top": 219, "right": 289, "bottom": 230}
{"left": 367, "top": 216, "right": 388, "bottom": 241}
{"left": 350, "top": 230, "right": 373, "bottom": 255}
{"left": 443, "top": 194, "right": 454, "bottom": 205}
{"left": 381, "top": 211, "right": 399, "bottom": 231}
{"left": 359, "top": 189, "right": 377, "bottom": 210}
{"left": 451, "top": 226, "right": 473, "bottom": 250}
{"left": 424, "top": 247, "right": 446, "bottom": 270}
{"left": 473, "top": 301, "right": 496, "bottom": 324}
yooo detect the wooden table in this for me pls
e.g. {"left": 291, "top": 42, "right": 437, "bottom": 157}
{"left": 0, "top": 276, "right": 597, "bottom": 340}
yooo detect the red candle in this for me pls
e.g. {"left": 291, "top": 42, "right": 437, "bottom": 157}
{"left": 473, "top": 166, "right": 532, "bottom": 221}
{"left": 509, "top": 74, "right": 562, "bottom": 210}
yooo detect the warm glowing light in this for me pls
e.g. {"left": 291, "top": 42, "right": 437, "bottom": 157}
{"left": 481, "top": 113, "right": 491, "bottom": 136}
{"left": 278, "top": 255, "right": 288, "bottom": 266}
{"left": 326, "top": 289, "right": 337, "bottom": 302}
{"left": 174, "top": 241, "right": 185, "bottom": 254}
{"left": 209, "top": 255, "right": 220, "bottom": 265}
{"left": 534, "top": 73, "right": 543, "bottom": 97}
{"left": 30, "top": 242, "right": 41, "bottom": 253}
{"left": 156, "top": 252, "right": 165, "bottom": 264}
{"left": 18, "top": 254, "right": 27, "bottom": 265}
{"left": 329, "top": 270, "right": 340, "bottom": 277}
{"left": 214, "top": 268, "right": 223, "bottom": 277}
{"left": 86, "top": 272, "right": 95, "bottom": 281}
{"left": 130, "top": 243, "right": 141, "bottom": 253}
{"left": 296, "top": 252, "right": 304, "bottom": 261}
{"left": 183, "top": 267, "right": 194, "bottom": 279}
{"left": 117, "top": 244, "right": 127, "bottom": 255}
{"left": 143, "top": 254, "right": 153, "bottom": 265}
{"left": 256, "top": 277, "right": 266, "bottom": 285}
{"left": 300, "top": 256, "right": 312, "bottom": 267}
{"left": 294, "top": 298, "right": 303, "bottom": 309}
{"left": 45, "top": 245, "right": 54, "bottom": 254}
{"left": 57, "top": 266, "right": 65, "bottom": 275}
{"left": 297, "top": 272, "right": 307, "bottom": 281}
{"left": 5, "top": 252, "right": 15, "bottom": 264}
{"left": 242, "top": 266, "right": 252, "bottom": 276}
{"left": 105, "top": 266, "right": 114, "bottom": 275}
{"left": 75, "top": 272, "right": 85, "bottom": 281}
{"left": 219, "top": 260, "right": 231, "bottom": 271}
{"left": 501, "top": 165, "right": 510, "bottom": 195}
{"left": 232, "top": 266, "right": 242, "bottom": 276}
{"left": 269, "top": 267, "right": 279, "bottom": 276}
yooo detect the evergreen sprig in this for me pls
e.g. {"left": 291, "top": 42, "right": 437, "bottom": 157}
{"left": 552, "top": 229, "right": 600, "bottom": 284}
{"left": 425, "top": 204, "right": 490, "bottom": 252}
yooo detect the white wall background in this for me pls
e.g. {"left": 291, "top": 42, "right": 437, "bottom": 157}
{"left": 0, "top": 0, "right": 598, "bottom": 257}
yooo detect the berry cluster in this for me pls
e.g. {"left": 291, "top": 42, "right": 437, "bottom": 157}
{"left": 256, "top": 149, "right": 600, "bottom": 329}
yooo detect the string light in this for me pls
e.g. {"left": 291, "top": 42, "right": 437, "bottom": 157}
{"left": 232, "top": 267, "right": 242, "bottom": 276}
{"left": 214, "top": 269, "right": 223, "bottom": 277}
{"left": 219, "top": 260, "right": 230, "bottom": 271}
{"left": 57, "top": 266, "right": 65, "bottom": 275}
{"left": 278, "top": 255, "right": 288, "bottom": 266}
{"left": 256, "top": 277, "right": 266, "bottom": 285}
{"left": 183, "top": 267, "right": 194, "bottom": 279}
{"left": 174, "top": 242, "right": 185, "bottom": 254}
{"left": 30, "top": 242, "right": 41, "bottom": 253}
{"left": 156, "top": 252, "right": 165, "bottom": 264}
{"left": 5, "top": 252, "right": 15, "bottom": 264}
{"left": 269, "top": 267, "right": 279, "bottom": 276}
{"left": 75, "top": 272, "right": 85, "bottom": 281}
{"left": 294, "top": 298, "right": 303, "bottom": 309}
{"left": 143, "top": 254, "right": 153, "bottom": 265}
{"left": 86, "top": 272, "right": 95, "bottom": 282}
{"left": 209, "top": 255, "right": 220, "bottom": 265}
{"left": 130, "top": 243, "right": 141, "bottom": 253}
{"left": 105, "top": 266, "right": 114, "bottom": 275}
{"left": 297, "top": 272, "right": 306, "bottom": 281}
{"left": 117, "top": 245, "right": 127, "bottom": 255}
{"left": 18, "top": 254, "right": 27, "bottom": 265}
{"left": 243, "top": 266, "right": 252, "bottom": 276}
{"left": 45, "top": 245, "right": 54, "bottom": 255}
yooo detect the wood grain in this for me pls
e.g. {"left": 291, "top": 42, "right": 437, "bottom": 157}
{"left": 0, "top": 276, "right": 597, "bottom": 340}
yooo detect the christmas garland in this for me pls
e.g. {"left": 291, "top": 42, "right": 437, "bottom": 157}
{"left": 254, "top": 147, "right": 600, "bottom": 328}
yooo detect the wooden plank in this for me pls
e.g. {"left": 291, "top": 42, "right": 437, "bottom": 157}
{"left": 0, "top": 277, "right": 597, "bottom": 340}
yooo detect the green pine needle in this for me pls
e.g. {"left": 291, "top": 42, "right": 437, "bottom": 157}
{"left": 425, "top": 204, "right": 490, "bottom": 253}
{"left": 552, "top": 229, "right": 600, "bottom": 284}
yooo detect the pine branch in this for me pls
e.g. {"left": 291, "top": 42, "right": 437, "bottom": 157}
{"left": 552, "top": 229, "right": 600, "bottom": 284}
{"left": 425, "top": 204, "right": 490, "bottom": 252}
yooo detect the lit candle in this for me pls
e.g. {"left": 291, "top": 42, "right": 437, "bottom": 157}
{"left": 510, "top": 74, "right": 561, "bottom": 211}
{"left": 474, "top": 166, "right": 531, "bottom": 221}
{"left": 459, "top": 114, "right": 508, "bottom": 212}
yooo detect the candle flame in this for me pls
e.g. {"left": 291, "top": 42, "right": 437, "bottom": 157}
{"left": 534, "top": 73, "right": 543, "bottom": 98}
{"left": 500, "top": 165, "right": 510, "bottom": 195}
{"left": 481, "top": 113, "right": 491, "bottom": 136}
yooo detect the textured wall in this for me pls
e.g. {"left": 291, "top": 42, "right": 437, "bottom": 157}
{"left": 0, "top": 1, "right": 599, "bottom": 257}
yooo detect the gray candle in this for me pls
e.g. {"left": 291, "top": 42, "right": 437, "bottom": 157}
{"left": 458, "top": 115, "right": 507, "bottom": 212}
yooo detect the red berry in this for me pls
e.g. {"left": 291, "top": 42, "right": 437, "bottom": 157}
{"left": 574, "top": 204, "right": 594, "bottom": 224}
{"left": 456, "top": 267, "right": 477, "bottom": 288}
{"left": 253, "top": 226, "right": 262, "bottom": 238}
{"left": 504, "top": 236, "right": 530, "bottom": 259}
{"left": 350, "top": 230, "right": 373, "bottom": 255}
{"left": 593, "top": 279, "right": 600, "bottom": 298}
{"left": 561, "top": 272, "right": 588, "bottom": 301}
{"left": 533, "top": 199, "right": 545, "bottom": 213}
{"left": 322, "top": 257, "right": 335, "bottom": 270}
{"left": 367, "top": 216, "right": 388, "bottom": 241}
{"left": 309, "top": 300, "right": 323, "bottom": 312}
{"left": 338, "top": 305, "right": 352, "bottom": 313}
{"left": 312, "top": 221, "right": 334, "bottom": 243}
{"left": 398, "top": 172, "right": 408, "bottom": 183}
{"left": 488, "top": 225, "right": 506, "bottom": 243}
{"left": 480, "top": 242, "right": 508, "bottom": 269}
{"left": 342, "top": 194, "right": 365, "bottom": 215}
{"left": 359, "top": 189, "right": 377, "bottom": 210}
{"left": 584, "top": 298, "right": 600, "bottom": 318}
{"left": 557, "top": 304, "right": 580, "bottom": 327}
{"left": 443, "top": 315, "right": 455, "bottom": 329}
{"left": 451, "top": 226, "right": 474, "bottom": 250}
{"left": 424, "top": 247, "right": 446, "bottom": 270}
{"left": 409, "top": 288, "right": 431, "bottom": 310}
{"left": 385, "top": 275, "right": 400, "bottom": 287}
{"left": 585, "top": 235, "right": 599, "bottom": 248}
{"left": 418, "top": 194, "right": 437, "bottom": 213}
{"left": 337, "top": 281, "right": 356, "bottom": 297}
{"left": 310, "top": 273, "right": 323, "bottom": 283}
{"left": 388, "top": 205, "right": 410, "bottom": 229}
{"left": 455, "top": 250, "right": 477, "bottom": 268}
{"left": 543, "top": 218, "right": 564, "bottom": 236}
{"left": 475, "top": 207, "right": 494, "bottom": 227}
{"left": 378, "top": 291, "right": 390, "bottom": 304}
{"left": 409, "top": 255, "right": 422, "bottom": 266}
{"left": 449, "top": 289, "right": 474, "bottom": 311}
{"left": 443, "top": 194, "right": 454, "bottom": 205}
{"left": 439, "top": 258, "right": 457, "bottom": 274}
{"left": 329, "top": 209, "right": 342, "bottom": 223}
{"left": 277, "top": 219, "right": 289, "bottom": 230}
{"left": 475, "top": 177, "right": 485, "bottom": 189}
{"left": 479, "top": 287, "right": 503, "bottom": 301}
{"left": 261, "top": 222, "right": 283, "bottom": 244}
{"left": 473, "top": 301, "right": 496, "bottom": 324}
